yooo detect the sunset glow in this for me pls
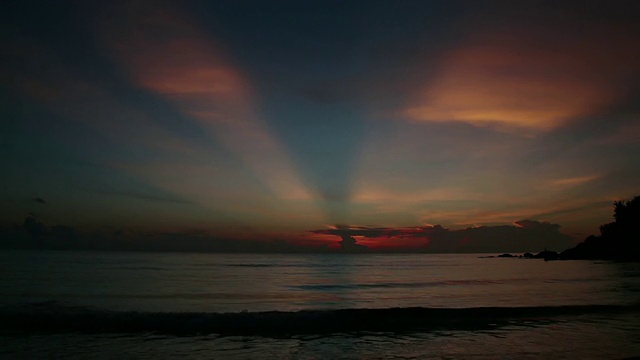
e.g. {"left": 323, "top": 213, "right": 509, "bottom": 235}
{"left": 2, "top": 1, "right": 639, "bottom": 251}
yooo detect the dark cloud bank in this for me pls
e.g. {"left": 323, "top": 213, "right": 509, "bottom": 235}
{"left": 0, "top": 216, "right": 574, "bottom": 254}
{"left": 312, "top": 221, "right": 574, "bottom": 253}
{"left": 0, "top": 217, "right": 315, "bottom": 253}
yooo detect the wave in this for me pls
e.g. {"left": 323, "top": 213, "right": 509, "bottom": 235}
{"left": 291, "top": 279, "right": 511, "bottom": 291}
{"left": 1, "top": 301, "right": 639, "bottom": 336}
{"left": 221, "top": 263, "right": 379, "bottom": 268}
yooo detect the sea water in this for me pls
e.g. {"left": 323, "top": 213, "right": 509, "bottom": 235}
{"left": 1, "top": 251, "right": 639, "bottom": 359}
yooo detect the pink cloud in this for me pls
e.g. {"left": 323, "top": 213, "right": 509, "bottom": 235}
{"left": 403, "top": 14, "right": 639, "bottom": 132}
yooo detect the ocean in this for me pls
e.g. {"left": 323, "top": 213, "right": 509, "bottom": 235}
{"left": 1, "top": 251, "right": 639, "bottom": 359}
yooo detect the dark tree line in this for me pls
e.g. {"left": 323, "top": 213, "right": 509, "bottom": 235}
{"left": 561, "top": 196, "right": 640, "bottom": 261}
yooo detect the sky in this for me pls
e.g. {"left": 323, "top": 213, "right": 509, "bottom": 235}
{"left": 1, "top": 0, "right": 639, "bottom": 252}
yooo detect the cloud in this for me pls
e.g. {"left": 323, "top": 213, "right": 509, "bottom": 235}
{"left": 353, "top": 186, "right": 474, "bottom": 204}
{"left": 91, "top": 189, "right": 194, "bottom": 205}
{"left": 550, "top": 175, "right": 601, "bottom": 187}
{"left": 22, "top": 216, "right": 47, "bottom": 239}
{"left": 90, "top": 1, "right": 312, "bottom": 203}
{"left": 335, "top": 235, "right": 368, "bottom": 252}
{"left": 513, "top": 219, "right": 560, "bottom": 231}
{"left": 312, "top": 224, "right": 445, "bottom": 251}
{"left": 0, "top": 215, "right": 577, "bottom": 253}
{"left": 402, "top": 3, "right": 640, "bottom": 132}
{"left": 3, "top": 33, "right": 200, "bottom": 156}
{"left": 312, "top": 224, "right": 437, "bottom": 240}
{"left": 0, "top": 217, "right": 328, "bottom": 253}
{"left": 311, "top": 220, "right": 574, "bottom": 253}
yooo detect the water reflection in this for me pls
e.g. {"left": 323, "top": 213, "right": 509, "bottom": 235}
{"left": 610, "top": 261, "right": 640, "bottom": 301}
{"left": 1, "top": 251, "right": 639, "bottom": 313}
{"left": 299, "top": 254, "right": 362, "bottom": 309}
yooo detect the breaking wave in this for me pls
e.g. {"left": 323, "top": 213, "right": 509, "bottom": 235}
{"left": 2, "top": 301, "right": 639, "bottom": 336}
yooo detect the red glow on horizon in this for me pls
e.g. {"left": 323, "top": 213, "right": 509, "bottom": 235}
{"left": 356, "top": 236, "right": 430, "bottom": 250}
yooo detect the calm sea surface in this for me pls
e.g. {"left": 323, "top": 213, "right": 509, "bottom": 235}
{"left": 1, "top": 251, "right": 639, "bottom": 359}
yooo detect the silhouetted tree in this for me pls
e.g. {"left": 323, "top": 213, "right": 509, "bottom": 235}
{"left": 602, "top": 196, "right": 640, "bottom": 241}
{"left": 562, "top": 195, "right": 640, "bottom": 261}
{"left": 613, "top": 196, "right": 640, "bottom": 232}
{"left": 599, "top": 221, "right": 619, "bottom": 237}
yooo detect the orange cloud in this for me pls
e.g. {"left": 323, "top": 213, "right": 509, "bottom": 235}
{"left": 551, "top": 175, "right": 600, "bottom": 187}
{"left": 404, "top": 20, "right": 639, "bottom": 131}
{"left": 353, "top": 186, "right": 480, "bottom": 204}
